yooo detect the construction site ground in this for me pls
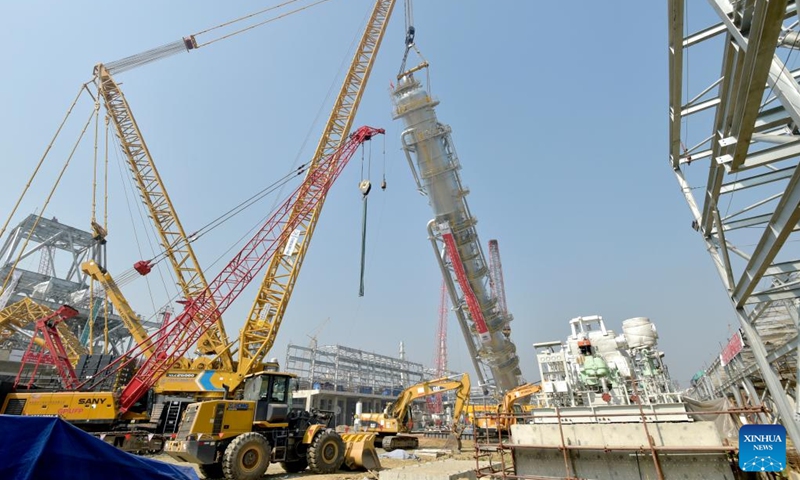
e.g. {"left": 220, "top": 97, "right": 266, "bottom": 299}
{"left": 155, "top": 437, "right": 483, "bottom": 480}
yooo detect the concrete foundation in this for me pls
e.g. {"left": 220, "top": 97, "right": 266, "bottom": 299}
{"left": 510, "top": 421, "right": 735, "bottom": 479}
{"left": 379, "top": 459, "right": 476, "bottom": 480}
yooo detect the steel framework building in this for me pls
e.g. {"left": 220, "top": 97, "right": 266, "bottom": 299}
{"left": 0, "top": 214, "right": 159, "bottom": 355}
{"left": 284, "top": 343, "right": 427, "bottom": 393}
{"left": 668, "top": 0, "right": 800, "bottom": 447}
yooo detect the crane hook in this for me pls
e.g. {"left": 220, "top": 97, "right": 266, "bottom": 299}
{"left": 359, "top": 179, "right": 372, "bottom": 196}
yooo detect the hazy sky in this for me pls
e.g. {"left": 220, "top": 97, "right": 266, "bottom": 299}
{"left": 0, "top": 1, "right": 735, "bottom": 387}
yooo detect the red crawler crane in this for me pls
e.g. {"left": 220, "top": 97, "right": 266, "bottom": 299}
{"left": 79, "top": 126, "right": 385, "bottom": 413}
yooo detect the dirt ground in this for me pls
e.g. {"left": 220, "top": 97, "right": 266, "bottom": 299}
{"left": 155, "top": 437, "right": 480, "bottom": 480}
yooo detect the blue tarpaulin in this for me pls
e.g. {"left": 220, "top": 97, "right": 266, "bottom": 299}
{"left": 0, "top": 415, "right": 199, "bottom": 480}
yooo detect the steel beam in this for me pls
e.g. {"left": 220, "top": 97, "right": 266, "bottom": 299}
{"left": 718, "top": 212, "right": 773, "bottom": 231}
{"left": 672, "top": 0, "right": 800, "bottom": 450}
{"left": 740, "top": 140, "right": 800, "bottom": 169}
{"left": 668, "top": 0, "right": 685, "bottom": 169}
{"left": 733, "top": 166, "right": 800, "bottom": 306}
{"left": 720, "top": 165, "right": 795, "bottom": 193}
{"left": 746, "top": 286, "right": 800, "bottom": 304}
{"left": 684, "top": 22, "right": 726, "bottom": 47}
{"left": 701, "top": 39, "right": 737, "bottom": 234}
{"left": 765, "top": 260, "right": 800, "bottom": 276}
{"left": 723, "top": 0, "right": 789, "bottom": 171}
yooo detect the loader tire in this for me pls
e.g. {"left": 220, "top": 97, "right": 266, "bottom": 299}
{"left": 280, "top": 456, "right": 308, "bottom": 473}
{"left": 222, "top": 433, "right": 270, "bottom": 480}
{"left": 307, "top": 429, "right": 344, "bottom": 474}
{"left": 199, "top": 462, "right": 224, "bottom": 479}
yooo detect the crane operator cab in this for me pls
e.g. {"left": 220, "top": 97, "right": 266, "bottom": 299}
{"left": 165, "top": 370, "right": 380, "bottom": 479}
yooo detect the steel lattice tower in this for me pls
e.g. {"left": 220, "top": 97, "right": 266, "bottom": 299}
{"left": 435, "top": 279, "right": 449, "bottom": 378}
{"left": 488, "top": 240, "right": 512, "bottom": 337}
{"left": 668, "top": 0, "right": 800, "bottom": 448}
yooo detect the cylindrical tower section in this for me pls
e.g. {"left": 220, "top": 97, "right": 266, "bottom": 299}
{"left": 392, "top": 73, "right": 522, "bottom": 391}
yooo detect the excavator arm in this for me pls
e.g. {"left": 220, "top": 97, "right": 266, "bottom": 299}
{"left": 475, "top": 382, "right": 541, "bottom": 434}
{"left": 80, "top": 260, "right": 154, "bottom": 358}
{"left": 500, "top": 382, "right": 541, "bottom": 413}
{"left": 359, "top": 373, "right": 470, "bottom": 451}
{"left": 390, "top": 373, "right": 471, "bottom": 433}
{"left": 94, "top": 64, "right": 232, "bottom": 371}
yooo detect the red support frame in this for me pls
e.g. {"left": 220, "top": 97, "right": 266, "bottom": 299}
{"left": 440, "top": 227, "right": 491, "bottom": 342}
{"left": 15, "top": 305, "right": 80, "bottom": 390}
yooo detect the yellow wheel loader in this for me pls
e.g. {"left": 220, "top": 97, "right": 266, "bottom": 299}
{"left": 165, "top": 370, "right": 379, "bottom": 480}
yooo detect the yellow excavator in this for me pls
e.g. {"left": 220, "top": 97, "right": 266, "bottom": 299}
{"left": 474, "top": 382, "right": 541, "bottom": 437}
{"left": 358, "top": 373, "right": 471, "bottom": 451}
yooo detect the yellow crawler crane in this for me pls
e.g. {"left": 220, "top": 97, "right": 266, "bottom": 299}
{"left": 168, "top": 0, "right": 397, "bottom": 396}
{"left": 358, "top": 373, "right": 471, "bottom": 451}
{"left": 160, "top": 124, "right": 386, "bottom": 478}
{"left": 79, "top": 258, "right": 222, "bottom": 397}
{"left": 95, "top": 64, "right": 233, "bottom": 372}
{"left": 474, "top": 382, "right": 541, "bottom": 437}
{"left": 4, "top": 0, "right": 396, "bottom": 469}
{"left": 165, "top": 1, "right": 397, "bottom": 477}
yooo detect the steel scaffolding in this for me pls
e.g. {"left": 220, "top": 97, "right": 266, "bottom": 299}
{"left": 284, "top": 343, "right": 427, "bottom": 392}
{"left": 0, "top": 214, "right": 159, "bottom": 355}
{"left": 668, "top": 0, "right": 800, "bottom": 448}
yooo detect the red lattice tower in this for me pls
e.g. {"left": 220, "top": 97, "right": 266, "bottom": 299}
{"left": 426, "top": 280, "right": 449, "bottom": 415}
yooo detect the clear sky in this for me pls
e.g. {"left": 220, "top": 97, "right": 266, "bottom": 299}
{"left": 0, "top": 1, "right": 735, "bottom": 387}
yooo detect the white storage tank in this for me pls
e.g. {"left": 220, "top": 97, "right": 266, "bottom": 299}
{"left": 622, "top": 317, "right": 658, "bottom": 349}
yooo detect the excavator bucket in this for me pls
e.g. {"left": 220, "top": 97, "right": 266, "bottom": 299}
{"left": 340, "top": 432, "right": 382, "bottom": 471}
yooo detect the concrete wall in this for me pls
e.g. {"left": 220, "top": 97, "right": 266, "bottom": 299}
{"left": 510, "top": 421, "right": 735, "bottom": 479}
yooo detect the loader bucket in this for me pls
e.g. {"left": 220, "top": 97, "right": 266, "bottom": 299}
{"left": 340, "top": 432, "right": 382, "bottom": 471}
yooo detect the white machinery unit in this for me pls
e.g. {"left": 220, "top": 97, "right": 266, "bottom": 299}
{"left": 512, "top": 316, "right": 730, "bottom": 479}
{"left": 533, "top": 315, "right": 684, "bottom": 423}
